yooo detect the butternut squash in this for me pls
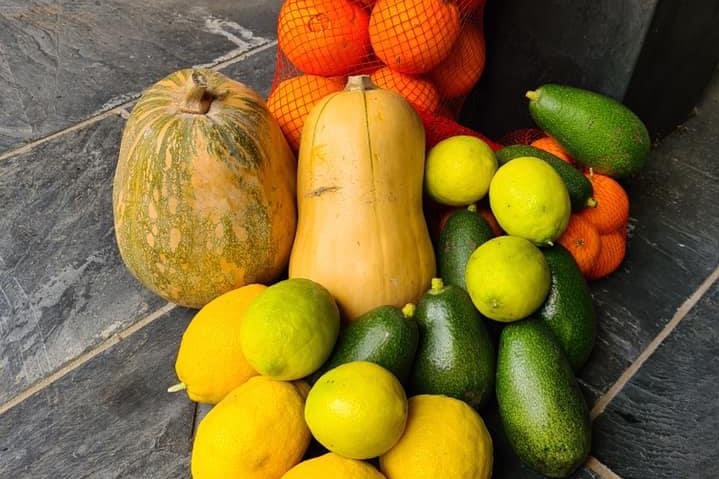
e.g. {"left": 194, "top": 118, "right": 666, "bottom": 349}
{"left": 289, "top": 75, "right": 435, "bottom": 319}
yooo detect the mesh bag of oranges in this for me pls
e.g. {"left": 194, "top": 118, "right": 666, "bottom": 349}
{"left": 268, "top": 0, "right": 490, "bottom": 152}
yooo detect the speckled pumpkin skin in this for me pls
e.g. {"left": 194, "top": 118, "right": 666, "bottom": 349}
{"left": 113, "top": 68, "right": 297, "bottom": 309}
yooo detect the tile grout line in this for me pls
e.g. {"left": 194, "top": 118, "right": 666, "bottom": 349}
{"left": 0, "top": 40, "right": 278, "bottom": 164}
{"left": 590, "top": 262, "right": 719, "bottom": 420}
{"left": 0, "top": 302, "right": 177, "bottom": 416}
{"left": 586, "top": 456, "right": 624, "bottom": 479}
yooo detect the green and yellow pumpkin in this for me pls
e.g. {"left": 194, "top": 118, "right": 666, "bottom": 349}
{"left": 113, "top": 68, "right": 297, "bottom": 309}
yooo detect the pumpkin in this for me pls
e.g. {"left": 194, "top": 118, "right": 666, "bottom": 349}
{"left": 113, "top": 68, "right": 297, "bottom": 309}
{"left": 289, "top": 75, "right": 436, "bottom": 319}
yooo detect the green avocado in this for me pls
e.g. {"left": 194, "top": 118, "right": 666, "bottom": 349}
{"left": 495, "top": 144, "right": 596, "bottom": 210}
{"left": 496, "top": 318, "right": 592, "bottom": 478}
{"left": 526, "top": 83, "right": 651, "bottom": 178}
{"left": 410, "top": 278, "right": 495, "bottom": 409}
{"left": 437, "top": 204, "right": 495, "bottom": 291}
{"left": 538, "top": 244, "right": 597, "bottom": 371}
{"left": 310, "top": 303, "right": 419, "bottom": 385}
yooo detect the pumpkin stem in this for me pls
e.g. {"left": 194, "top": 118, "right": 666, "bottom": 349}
{"left": 345, "top": 75, "right": 378, "bottom": 92}
{"left": 181, "top": 70, "right": 214, "bottom": 114}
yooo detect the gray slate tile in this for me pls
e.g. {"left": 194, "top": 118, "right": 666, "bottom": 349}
{"left": 592, "top": 279, "right": 719, "bottom": 479}
{"left": 0, "top": 0, "right": 283, "bottom": 153}
{"left": 0, "top": 115, "right": 166, "bottom": 404}
{"left": 218, "top": 46, "right": 280, "bottom": 100}
{"left": 579, "top": 68, "right": 719, "bottom": 403}
{"left": 0, "top": 306, "right": 195, "bottom": 479}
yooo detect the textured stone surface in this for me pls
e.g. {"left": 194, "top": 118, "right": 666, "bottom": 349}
{"left": 592, "top": 281, "right": 719, "bottom": 478}
{"left": 0, "top": 306, "right": 195, "bottom": 478}
{"left": 0, "top": 0, "right": 282, "bottom": 153}
{"left": 0, "top": 115, "right": 168, "bottom": 405}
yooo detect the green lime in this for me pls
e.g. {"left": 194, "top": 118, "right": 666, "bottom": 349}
{"left": 465, "top": 235, "right": 551, "bottom": 322}
{"left": 239, "top": 278, "right": 340, "bottom": 380}
{"left": 489, "top": 156, "right": 571, "bottom": 245}
{"left": 305, "top": 361, "right": 408, "bottom": 459}
{"left": 424, "top": 135, "right": 498, "bottom": 206}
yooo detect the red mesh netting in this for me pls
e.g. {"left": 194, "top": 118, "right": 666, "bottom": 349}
{"left": 268, "top": 0, "right": 491, "bottom": 152}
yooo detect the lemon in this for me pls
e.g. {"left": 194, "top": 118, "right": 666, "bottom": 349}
{"left": 280, "top": 452, "right": 387, "bottom": 479}
{"left": 169, "top": 284, "right": 265, "bottom": 404}
{"left": 191, "top": 376, "right": 311, "bottom": 479}
{"left": 489, "top": 156, "right": 570, "bottom": 245}
{"left": 240, "top": 278, "right": 340, "bottom": 380}
{"left": 465, "top": 235, "right": 551, "bottom": 322}
{"left": 305, "top": 361, "right": 408, "bottom": 459}
{"left": 424, "top": 135, "right": 498, "bottom": 206}
{"left": 379, "top": 394, "right": 493, "bottom": 479}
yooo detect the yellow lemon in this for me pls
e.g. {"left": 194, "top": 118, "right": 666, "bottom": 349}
{"left": 425, "top": 135, "right": 498, "bottom": 206}
{"left": 170, "top": 283, "right": 265, "bottom": 404}
{"left": 240, "top": 278, "right": 340, "bottom": 380}
{"left": 379, "top": 394, "right": 493, "bottom": 479}
{"left": 305, "top": 361, "right": 408, "bottom": 459}
{"left": 465, "top": 235, "right": 551, "bottom": 322}
{"left": 489, "top": 156, "right": 570, "bottom": 245}
{"left": 280, "top": 452, "right": 387, "bottom": 479}
{"left": 191, "top": 376, "right": 311, "bottom": 479}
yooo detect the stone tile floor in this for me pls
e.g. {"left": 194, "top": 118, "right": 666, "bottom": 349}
{"left": 0, "top": 1, "right": 717, "bottom": 478}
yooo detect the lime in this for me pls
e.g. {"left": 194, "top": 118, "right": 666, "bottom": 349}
{"left": 424, "top": 135, "right": 498, "bottom": 206}
{"left": 239, "top": 278, "right": 340, "bottom": 380}
{"left": 304, "top": 361, "right": 408, "bottom": 459}
{"left": 489, "top": 156, "right": 570, "bottom": 245}
{"left": 465, "top": 235, "right": 551, "bottom": 322}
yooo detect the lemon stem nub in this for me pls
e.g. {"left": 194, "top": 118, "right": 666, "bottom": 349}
{"left": 167, "top": 382, "right": 187, "bottom": 393}
{"left": 402, "top": 303, "right": 416, "bottom": 318}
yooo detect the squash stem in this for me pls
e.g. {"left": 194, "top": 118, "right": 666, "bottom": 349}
{"left": 345, "top": 75, "right": 377, "bottom": 92}
{"left": 525, "top": 90, "right": 540, "bottom": 101}
{"left": 430, "top": 277, "right": 445, "bottom": 294}
{"left": 181, "top": 70, "right": 214, "bottom": 114}
{"left": 401, "top": 303, "right": 416, "bottom": 318}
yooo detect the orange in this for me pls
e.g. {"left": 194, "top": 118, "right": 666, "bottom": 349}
{"left": 369, "top": 0, "right": 461, "bottom": 74}
{"left": 370, "top": 67, "right": 440, "bottom": 113}
{"left": 278, "top": 0, "right": 371, "bottom": 76}
{"left": 267, "top": 74, "right": 344, "bottom": 151}
{"left": 430, "top": 22, "right": 486, "bottom": 99}
{"left": 557, "top": 214, "right": 601, "bottom": 277}
{"left": 530, "top": 135, "right": 575, "bottom": 164}
{"left": 577, "top": 172, "right": 630, "bottom": 233}
{"left": 586, "top": 227, "right": 627, "bottom": 280}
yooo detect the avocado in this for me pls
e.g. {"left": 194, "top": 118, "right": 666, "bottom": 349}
{"left": 495, "top": 144, "right": 596, "bottom": 211}
{"left": 526, "top": 83, "right": 651, "bottom": 178}
{"left": 538, "top": 244, "right": 597, "bottom": 371}
{"left": 411, "top": 278, "right": 495, "bottom": 409}
{"left": 310, "top": 303, "right": 419, "bottom": 385}
{"left": 437, "top": 204, "right": 495, "bottom": 291}
{"left": 496, "top": 318, "right": 591, "bottom": 478}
